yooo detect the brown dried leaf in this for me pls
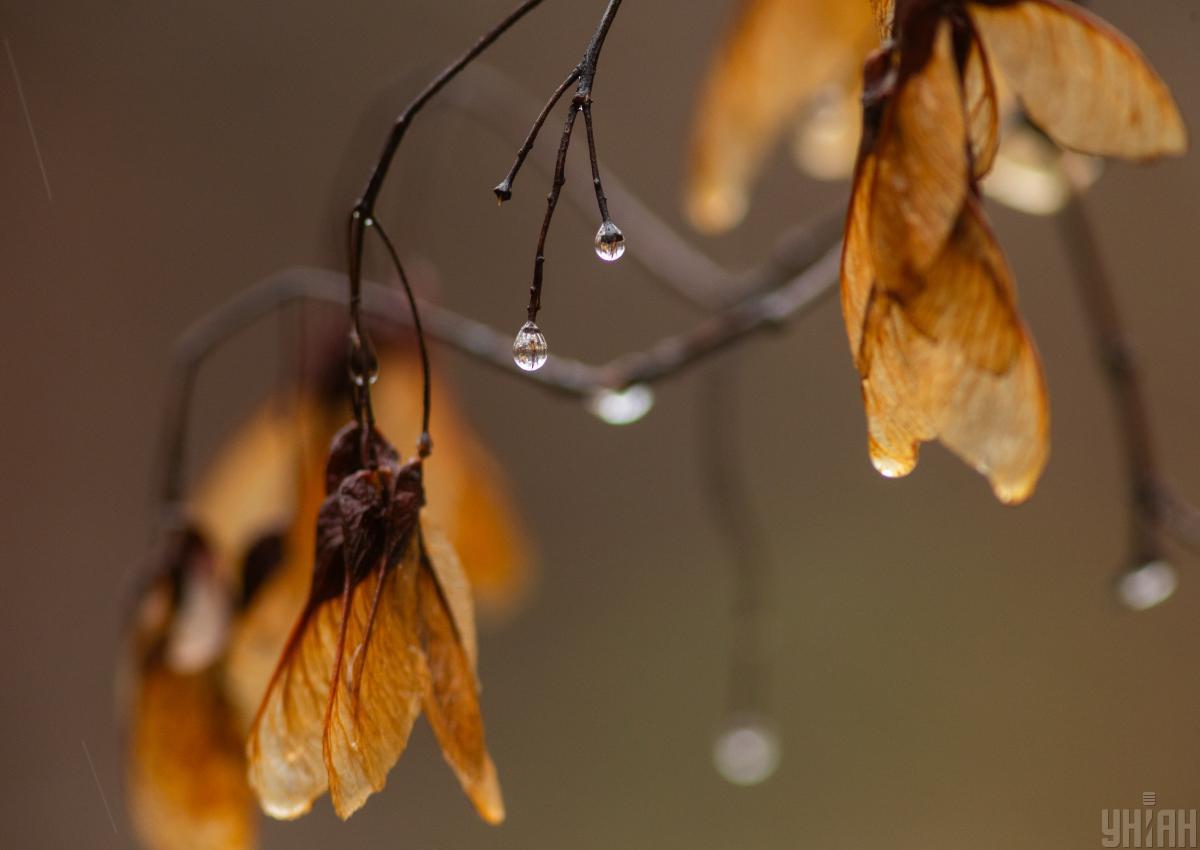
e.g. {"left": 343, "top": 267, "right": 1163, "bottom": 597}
{"left": 125, "top": 535, "right": 253, "bottom": 850}
{"left": 962, "top": 22, "right": 1001, "bottom": 180}
{"left": 417, "top": 541, "right": 504, "bottom": 824}
{"left": 421, "top": 517, "right": 478, "bottom": 670}
{"left": 373, "top": 361, "right": 533, "bottom": 620}
{"left": 189, "top": 397, "right": 324, "bottom": 582}
{"left": 857, "top": 197, "right": 1050, "bottom": 503}
{"left": 244, "top": 499, "right": 345, "bottom": 820}
{"left": 127, "top": 666, "right": 256, "bottom": 850}
{"left": 323, "top": 534, "right": 426, "bottom": 819}
{"left": 968, "top": 0, "right": 1187, "bottom": 159}
{"left": 685, "top": 0, "right": 876, "bottom": 232}
{"left": 842, "top": 18, "right": 1049, "bottom": 503}
{"left": 223, "top": 468, "right": 324, "bottom": 733}
{"left": 869, "top": 18, "right": 969, "bottom": 282}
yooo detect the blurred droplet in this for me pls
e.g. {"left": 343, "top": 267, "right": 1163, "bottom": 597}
{"left": 982, "top": 126, "right": 1102, "bottom": 216}
{"left": 587, "top": 385, "right": 654, "bottom": 426}
{"left": 1116, "top": 560, "right": 1177, "bottom": 611}
{"left": 791, "top": 87, "right": 858, "bottom": 181}
{"left": 512, "top": 321, "right": 548, "bottom": 372}
{"left": 712, "top": 715, "right": 780, "bottom": 787}
{"left": 686, "top": 184, "right": 748, "bottom": 235}
{"left": 594, "top": 220, "right": 626, "bottom": 262}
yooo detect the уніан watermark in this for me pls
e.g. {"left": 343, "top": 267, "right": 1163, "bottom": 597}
{"left": 1102, "top": 793, "right": 1196, "bottom": 848}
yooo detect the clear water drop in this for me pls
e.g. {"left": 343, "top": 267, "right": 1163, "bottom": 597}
{"left": 512, "top": 321, "right": 548, "bottom": 372}
{"left": 594, "top": 220, "right": 626, "bottom": 262}
{"left": 1116, "top": 560, "right": 1177, "bottom": 611}
{"left": 348, "top": 338, "right": 379, "bottom": 387}
{"left": 587, "top": 384, "right": 654, "bottom": 426}
{"left": 712, "top": 714, "right": 780, "bottom": 787}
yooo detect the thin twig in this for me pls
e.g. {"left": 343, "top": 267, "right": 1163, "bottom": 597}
{"left": 581, "top": 101, "right": 611, "bottom": 222}
{"left": 373, "top": 218, "right": 434, "bottom": 455}
{"left": 528, "top": 103, "right": 582, "bottom": 321}
{"left": 1058, "top": 182, "right": 1168, "bottom": 561}
{"left": 494, "top": 66, "right": 581, "bottom": 201}
{"left": 700, "top": 360, "right": 771, "bottom": 718}
{"left": 512, "top": 0, "right": 625, "bottom": 322}
{"left": 345, "top": 0, "right": 548, "bottom": 449}
{"left": 443, "top": 65, "right": 841, "bottom": 310}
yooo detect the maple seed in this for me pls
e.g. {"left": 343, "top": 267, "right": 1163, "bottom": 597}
{"left": 512, "top": 321, "right": 548, "bottom": 372}
{"left": 593, "top": 220, "right": 626, "bottom": 262}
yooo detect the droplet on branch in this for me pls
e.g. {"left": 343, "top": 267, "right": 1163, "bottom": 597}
{"left": 593, "top": 221, "right": 626, "bottom": 262}
{"left": 512, "top": 321, "right": 549, "bottom": 372}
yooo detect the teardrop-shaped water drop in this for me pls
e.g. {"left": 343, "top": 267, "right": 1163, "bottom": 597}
{"left": 1116, "top": 559, "right": 1177, "bottom": 611}
{"left": 712, "top": 714, "right": 780, "bottom": 787}
{"left": 512, "top": 321, "right": 548, "bottom": 372}
{"left": 594, "top": 220, "right": 626, "bottom": 262}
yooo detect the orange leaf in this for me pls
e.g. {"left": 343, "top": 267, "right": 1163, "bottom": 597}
{"left": 968, "top": 0, "right": 1187, "bottom": 159}
{"left": 323, "top": 535, "right": 427, "bottom": 819}
{"left": 417, "top": 526, "right": 504, "bottom": 824}
{"left": 685, "top": 0, "right": 875, "bottom": 232}
{"left": 869, "top": 18, "right": 969, "bottom": 282}
{"left": 127, "top": 667, "right": 256, "bottom": 850}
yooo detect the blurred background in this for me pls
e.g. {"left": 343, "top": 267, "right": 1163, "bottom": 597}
{"left": 2, "top": 1, "right": 1199, "bottom": 847}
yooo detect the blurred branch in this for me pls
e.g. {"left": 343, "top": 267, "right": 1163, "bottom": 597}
{"left": 1057, "top": 179, "right": 1200, "bottom": 560}
{"left": 157, "top": 241, "right": 840, "bottom": 516}
{"left": 699, "top": 359, "right": 771, "bottom": 718}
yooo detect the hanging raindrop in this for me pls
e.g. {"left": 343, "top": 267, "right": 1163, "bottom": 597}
{"left": 348, "top": 337, "right": 380, "bottom": 387}
{"left": 594, "top": 220, "right": 626, "bottom": 262}
{"left": 512, "top": 321, "right": 549, "bottom": 372}
{"left": 587, "top": 384, "right": 655, "bottom": 426}
{"left": 712, "top": 713, "right": 780, "bottom": 787}
{"left": 1115, "top": 559, "right": 1177, "bottom": 611}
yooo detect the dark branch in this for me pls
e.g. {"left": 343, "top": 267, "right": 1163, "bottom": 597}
{"left": 372, "top": 219, "right": 434, "bottom": 456}
{"left": 527, "top": 104, "right": 581, "bottom": 322}
{"left": 1057, "top": 181, "right": 1198, "bottom": 564}
{"left": 494, "top": 66, "right": 581, "bottom": 202}
{"left": 344, "top": 0, "right": 548, "bottom": 453}
{"left": 505, "top": 0, "right": 625, "bottom": 323}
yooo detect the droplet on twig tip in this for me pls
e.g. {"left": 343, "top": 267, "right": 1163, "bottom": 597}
{"left": 512, "top": 321, "right": 548, "bottom": 372}
{"left": 594, "top": 220, "right": 625, "bottom": 262}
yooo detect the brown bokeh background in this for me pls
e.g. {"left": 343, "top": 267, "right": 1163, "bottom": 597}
{"left": 2, "top": 1, "right": 1199, "bottom": 847}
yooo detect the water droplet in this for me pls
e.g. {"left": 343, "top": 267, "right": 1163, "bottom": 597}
{"left": 1116, "top": 560, "right": 1177, "bottom": 611}
{"left": 869, "top": 450, "right": 914, "bottom": 479}
{"left": 594, "top": 220, "right": 626, "bottom": 262}
{"left": 512, "top": 321, "right": 548, "bottom": 372}
{"left": 712, "top": 714, "right": 780, "bottom": 787}
{"left": 587, "top": 385, "right": 654, "bottom": 426}
{"left": 348, "top": 338, "right": 379, "bottom": 387}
